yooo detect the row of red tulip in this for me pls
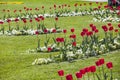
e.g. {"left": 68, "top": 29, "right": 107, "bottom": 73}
{"left": 58, "top": 58, "right": 113, "bottom": 80}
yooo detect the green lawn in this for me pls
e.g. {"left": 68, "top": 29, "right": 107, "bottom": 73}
{"left": 0, "top": 0, "right": 120, "bottom": 80}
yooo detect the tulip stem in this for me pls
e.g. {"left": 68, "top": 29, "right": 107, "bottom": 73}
{"left": 87, "top": 73, "right": 89, "bottom": 80}
{"left": 83, "top": 75, "right": 85, "bottom": 80}
{"left": 102, "top": 65, "right": 105, "bottom": 80}
{"left": 110, "top": 69, "right": 113, "bottom": 80}
{"left": 93, "top": 72, "right": 95, "bottom": 80}
{"left": 61, "top": 77, "right": 62, "bottom": 80}
{"left": 99, "top": 67, "right": 101, "bottom": 78}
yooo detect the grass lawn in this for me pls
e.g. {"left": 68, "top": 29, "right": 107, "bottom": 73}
{"left": 0, "top": 0, "right": 120, "bottom": 80}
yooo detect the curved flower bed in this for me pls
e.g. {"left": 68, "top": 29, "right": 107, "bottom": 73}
{"left": 32, "top": 23, "right": 120, "bottom": 65}
{"left": 0, "top": 28, "right": 62, "bottom": 36}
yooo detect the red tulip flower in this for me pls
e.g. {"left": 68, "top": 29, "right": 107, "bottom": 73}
{"left": 55, "top": 17, "right": 58, "bottom": 21}
{"left": 44, "top": 29, "right": 48, "bottom": 33}
{"left": 106, "top": 62, "right": 113, "bottom": 69}
{"left": 7, "top": 19, "right": 11, "bottom": 23}
{"left": 118, "top": 24, "right": 120, "bottom": 28}
{"left": 81, "top": 31, "right": 85, "bottom": 37}
{"left": 29, "top": 19, "right": 32, "bottom": 23}
{"left": 58, "top": 70, "right": 64, "bottom": 77}
{"left": 72, "top": 42, "right": 76, "bottom": 47}
{"left": 63, "top": 29, "right": 67, "bottom": 33}
{"left": 42, "top": 6, "right": 44, "bottom": 9}
{"left": 102, "top": 25, "right": 108, "bottom": 32}
{"left": 95, "top": 61, "right": 101, "bottom": 67}
{"left": 108, "top": 23, "right": 112, "bottom": 26}
{"left": 99, "top": 58, "right": 105, "bottom": 65}
{"left": 15, "top": 18, "right": 19, "bottom": 22}
{"left": 95, "top": 29, "right": 99, "bottom": 33}
{"left": 47, "top": 47, "right": 52, "bottom": 52}
{"left": 114, "top": 29, "right": 119, "bottom": 32}
{"left": 71, "top": 28, "right": 75, "bottom": 33}
{"left": 84, "top": 67, "right": 91, "bottom": 73}
{"left": 89, "top": 66, "right": 96, "bottom": 73}
{"left": 66, "top": 74, "right": 73, "bottom": 80}
{"left": 80, "top": 69, "right": 86, "bottom": 75}
{"left": 0, "top": 21, "right": 4, "bottom": 24}
{"left": 35, "top": 31, "right": 39, "bottom": 35}
{"left": 70, "top": 34, "right": 76, "bottom": 39}
{"left": 52, "top": 29, "right": 56, "bottom": 33}
{"left": 109, "top": 26, "right": 114, "bottom": 31}
{"left": 76, "top": 72, "right": 82, "bottom": 79}
{"left": 82, "top": 28, "right": 88, "bottom": 33}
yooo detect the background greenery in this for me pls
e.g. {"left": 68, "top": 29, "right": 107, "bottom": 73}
{"left": 0, "top": 0, "right": 120, "bottom": 80}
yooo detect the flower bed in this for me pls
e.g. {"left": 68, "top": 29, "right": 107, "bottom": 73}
{"left": 32, "top": 23, "right": 120, "bottom": 65}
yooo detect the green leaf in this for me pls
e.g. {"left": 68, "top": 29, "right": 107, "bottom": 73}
{"left": 96, "top": 73, "right": 101, "bottom": 80}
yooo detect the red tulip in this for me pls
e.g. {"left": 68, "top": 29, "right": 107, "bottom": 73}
{"left": 89, "top": 66, "right": 96, "bottom": 73}
{"left": 114, "top": 29, "right": 119, "bottom": 32}
{"left": 106, "top": 62, "right": 113, "bottom": 69}
{"left": 0, "top": 21, "right": 4, "bottom": 24}
{"left": 42, "top": 6, "right": 44, "bottom": 9}
{"left": 63, "top": 29, "right": 67, "bottom": 33}
{"left": 47, "top": 47, "right": 52, "bottom": 52}
{"left": 99, "top": 58, "right": 105, "bottom": 65}
{"left": 84, "top": 3, "right": 86, "bottom": 5}
{"left": 3, "top": 9, "right": 5, "bottom": 12}
{"left": 30, "top": 8, "right": 32, "bottom": 11}
{"left": 76, "top": 72, "right": 82, "bottom": 79}
{"left": 91, "top": 26, "right": 96, "bottom": 31}
{"left": 35, "top": 31, "right": 39, "bottom": 35}
{"left": 29, "top": 19, "right": 32, "bottom": 23}
{"left": 15, "top": 18, "right": 19, "bottom": 22}
{"left": 70, "top": 34, "right": 76, "bottom": 39}
{"left": 89, "top": 2, "right": 92, "bottom": 5}
{"left": 44, "top": 29, "right": 48, "bottom": 33}
{"left": 19, "top": 10, "right": 22, "bottom": 12}
{"left": 102, "top": 25, "right": 108, "bottom": 32}
{"left": 74, "top": 3, "right": 78, "bottom": 7}
{"left": 95, "top": 29, "right": 99, "bottom": 33}
{"left": 56, "top": 37, "right": 64, "bottom": 43}
{"left": 82, "top": 28, "right": 88, "bottom": 33}
{"left": 109, "top": 26, "right": 114, "bottom": 31}
{"left": 71, "top": 28, "right": 75, "bottom": 33}
{"left": 118, "top": 24, "right": 120, "bottom": 28}
{"left": 55, "top": 17, "right": 58, "bottom": 21}
{"left": 7, "top": 19, "right": 11, "bottom": 23}
{"left": 80, "top": 69, "right": 86, "bottom": 75}
{"left": 84, "top": 67, "right": 91, "bottom": 73}
{"left": 66, "top": 74, "right": 73, "bottom": 80}
{"left": 95, "top": 61, "right": 101, "bottom": 67}
{"left": 80, "top": 31, "right": 85, "bottom": 37}
{"left": 52, "top": 29, "right": 56, "bottom": 33}
{"left": 87, "top": 31, "right": 93, "bottom": 36}
{"left": 54, "top": 4, "right": 56, "bottom": 8}
{"left": 90, "top": 24, "right": 94, "bottom": 27}
{"left": 58, "top": 70, "right": 64, "bottom": 77}
{"left": 108, "top": 23, "right": 112, "bottom": 26}
{"left": 72, "top": 42, "right": 76, "bottom": 47}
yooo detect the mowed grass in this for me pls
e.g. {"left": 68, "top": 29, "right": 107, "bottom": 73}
{"left": 0, "top": 0, "right": 120, "bottom": 80}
